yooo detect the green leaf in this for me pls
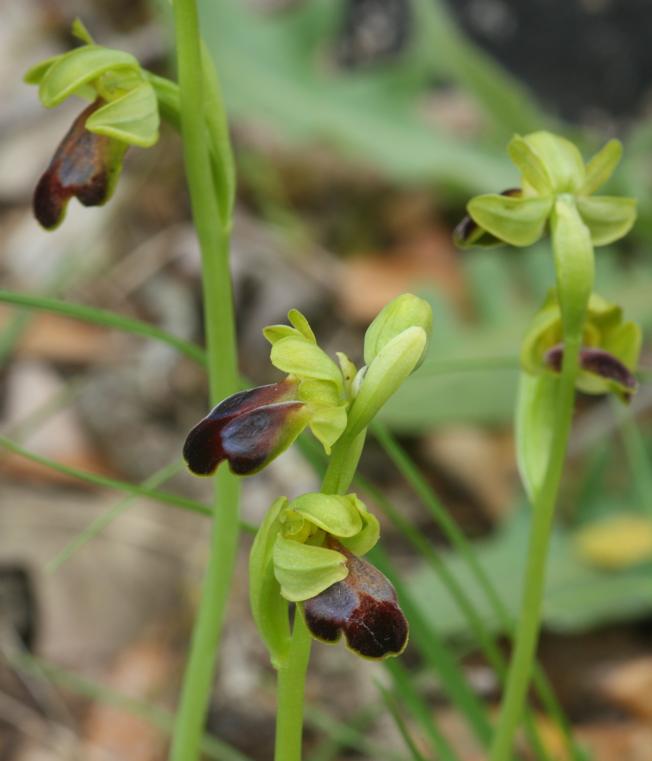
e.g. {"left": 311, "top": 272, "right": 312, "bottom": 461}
{"left": 273, "top": 535, "right": 347, "bottom": 602}
{"left": 576, "top": 195, "right": 637, "bottom": 246}
{"left": 467, "top": 194, "right": 552, "bottom": 247}
{"left": 86, "top": 83, "right": 159, "bottom": 148}
{"left": 515, "top": 371, "right": 558, "bottom": 502}
{"left": 249, "top": 497, "right": 291, "bottom": 667}
{"left": 348, "top": 327, "right": 427, "bottom": 437}
{"left": 550, "top": 196, "right": 594, "bottom": 338}
{"left": 39, "top": 45, "right": 139, "bottom": 108}
{"left": 507, "top": 135, "right": 552, "bottom": 194}
{"left": 581, "top": 139, "right": 622, "bottom": 195}
{"left": 289, "top": 493, "right": 363, "bottom": 538}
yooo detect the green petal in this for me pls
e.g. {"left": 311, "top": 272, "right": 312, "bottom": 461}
{"left": 71, "top": 18, "right": 95, "bottom": 45}
{"left": 339, "top": 495, "right": 380, "bottom": 556}
{"left": 468, "top": 194, "right": 552, "bottom": 247}
{"left": 576, "top": 195, "right": 637, "bottom": 246}
{"left": 271, "top": 336, "right": 343, "bottom": 390}
{"left": 86, "top": 83, "right": 159, "bottom": 148}
{"left": 249, "top": 497, "right": 291, "bottom": 667}
{"left": 287, "top": 309, "right": 316, "bottom": 343}
{"left": 515, "top": 371, "right": 558, "bottom": 502}
{"left": 507, "top": 135, "right": 552, "bottom": 194}
{"left": 522, "top": 131, "right": 585, "bottom": 193}
{"left": 39, "top": 45, "right": 140, "bottom": 108}
{"left": 289, "top": 493, "right": 363, "bottom": 538}
{"left": 273, "top": 535, "right": 347, "bottom": 602}
{"left": 581, "top": 139, "right": 622, "bottom": 195}
{"left": 347, "top": 326, "right": 427, "bottom": 436}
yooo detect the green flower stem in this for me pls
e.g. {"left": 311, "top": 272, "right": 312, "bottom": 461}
{"left": 169, "top": 2, "right": 241, "bottom": 761}
{"left": 274, "top": 613, "right": 313, "bottom": 761}
{"left": 489, "top": 335, "right": 581, "bottom": 761}
{"left": 273, "top": 428, "right": 368, "bottom": 761}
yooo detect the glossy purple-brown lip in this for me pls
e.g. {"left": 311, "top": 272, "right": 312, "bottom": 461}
{"left": 183, "top": 379, "right": 307, "bottom": 476}
{"left": 545, "top": 343, "right": 637, "bottom": 393}
{"left": 33, "top": 98, "right": 124, "bottom": 230}
{"left": 303, "top": 545, "right": 408, "bottom": 659}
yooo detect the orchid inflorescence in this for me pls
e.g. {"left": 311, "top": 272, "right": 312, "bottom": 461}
{"left": 185, "top": 294, "right": 432, "bottom": 662}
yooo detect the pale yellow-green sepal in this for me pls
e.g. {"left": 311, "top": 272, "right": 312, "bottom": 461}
{"left": 468, "top": 194, "right": 553, "bottom": 247}
{"left": 289, "top": 493, "right": 363, "bottom": 538}
{"left": 576, "top": 195, "right": 637, "bottom": 246}
{"left": 39, "top": 45, "right": 139, "bottom": 108}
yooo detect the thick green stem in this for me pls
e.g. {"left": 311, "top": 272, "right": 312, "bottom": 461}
{"left": 489, "top": 337, "right": 581, "bottom": 761}
{"left": 273, "top": 428, "right": 367, "bottom": 761}
{"left": 169, "top": 2, "right": 240, "bottom": 761}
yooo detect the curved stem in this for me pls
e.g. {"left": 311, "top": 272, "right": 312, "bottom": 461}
{"left": 169, "top": 2, "right": 240, "bottom": 761}
{"left": 489, "top": 336, "right": 581, "bottom": 761}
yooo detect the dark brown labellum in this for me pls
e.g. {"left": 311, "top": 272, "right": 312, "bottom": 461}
{"left": 303, "top": 545, "right": 408, "bottom": 659}
{"left": 33, "top": 98, "right": 125, "bottom": 230}
{"left": 545, "top": 343, "right": 637, "bottom": 394}
{"left": 183, "top": 380, "right": 307, "bottom": 476}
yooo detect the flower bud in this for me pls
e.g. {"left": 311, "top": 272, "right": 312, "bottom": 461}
{"left": 364, "top": 293, "right": 432, "bottom": 366}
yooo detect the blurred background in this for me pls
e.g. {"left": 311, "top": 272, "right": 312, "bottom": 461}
{"left": 2, "top": 0, "right": 652, "bottom": 759}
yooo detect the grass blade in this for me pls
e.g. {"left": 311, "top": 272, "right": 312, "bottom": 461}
{"left": 0, "top": 290, "right": 206, "bottom": 366}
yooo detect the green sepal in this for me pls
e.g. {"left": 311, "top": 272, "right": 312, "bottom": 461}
{"left": 576, "top": 195, "right": 637, "bottom": 246}
{"left": 86, "top": 83, "right": 159, "bottom": 148}
{"left": 273, "top": 535, "right": 347, "bottom": 602}
{"left": 271, "top": 337, "right": 343, "bottom": 390}
{"left": 515, "top": 371, "right": 558, "bottom": 502}
{"left": 580, "top": 139, "right": 622, "bottom": 196}
{"left": 467, "top": 194, "right": 553, "bottom": 247}
{"left": 576, "top": 320, "right": 642, "bottom": 397}
{"left": 249, "top": 497, "right": 291, "bottom": 668}
{"left": 24, "top": 55, "right": 64, "bottom": 86}
{"left": 507, "top": 135, "right": 553, "bottom": 195}
{"left": 38, "top": 45, "right": 140, "bottom": 108}
{"left": 364, "top": 293, "right": 433, "bottom": 366}
{"left": 521, "top": 132, "right": 585, "bottom": 193}
{"left": 347, "top": 326, "right": 427, "bottom": 436}
{"left": 288, "top": 493, "right": 363, "bottom": 538}
{"left": 550, "top": 196, "right": 594, "bottom": 339}
{"left": 339, "top": 495, "right": 380, "bottom": 556}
